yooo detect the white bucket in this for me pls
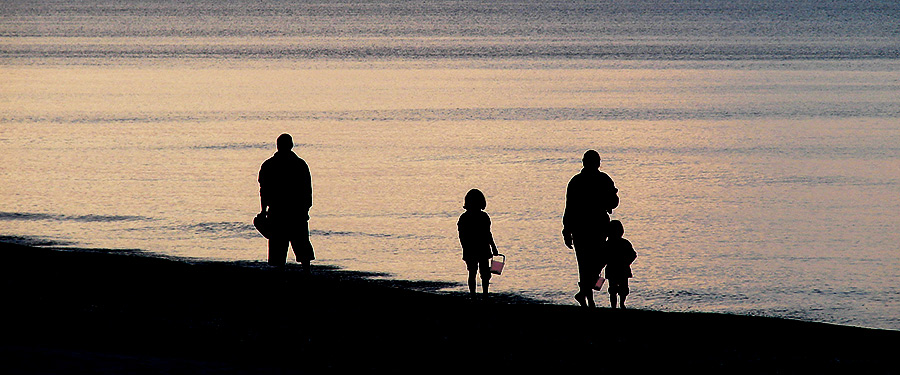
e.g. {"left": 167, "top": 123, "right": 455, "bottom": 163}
{"left": 490, "top": 254, "right": 506, "bottom": 275}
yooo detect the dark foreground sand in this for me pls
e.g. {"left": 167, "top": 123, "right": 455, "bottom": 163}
{"left": 2, "top": 241, "right": 897, "bottom": 374}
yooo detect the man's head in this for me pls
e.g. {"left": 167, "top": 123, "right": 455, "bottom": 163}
{"left": 276, "top": 133, "right": 293, "bottom": 151}
{"left": 582, "top": 150, "right": 601, "bottom": 169}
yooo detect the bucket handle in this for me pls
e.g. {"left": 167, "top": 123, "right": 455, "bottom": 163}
{"left": 493, "top": 253, "right": 506, "bottom": 262}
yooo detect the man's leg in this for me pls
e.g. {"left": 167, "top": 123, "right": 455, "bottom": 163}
{"left": 574, "top": 249, "right": 592, "bottom": 307}
{"left": 290, "top": 220, "right": 315, "bottom": 274}
{"left": 291, "top": 240, "right": 313, "bottom": 274}
{"left": 574, "top": 239, "right": 599, "bottom": 308}
{"left": 268, "top": 238, "right": 289, "bottom": 267}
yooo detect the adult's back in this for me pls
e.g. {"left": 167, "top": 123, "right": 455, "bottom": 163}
{"left": 259, "top": 149, "right": 312, "bottom": 213}
{"left": 562, "top": 168, "right": 617, "bottom": 234}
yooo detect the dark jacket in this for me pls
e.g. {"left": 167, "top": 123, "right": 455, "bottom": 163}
{"left": 562, "top": 168, "right": 617, "bottom": 235}
{"left": 605, "top": 237, "right": 636, "bottom": 280}
{"left": 258, "top": 150, "right": 312, "bottom": 214}
{"left": 458, "top": 210, "right": 494, "bottom": 261}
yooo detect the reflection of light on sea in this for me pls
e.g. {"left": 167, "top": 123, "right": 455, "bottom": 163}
{"left": 3, "top": 7, "right": 900, "bottom": 329}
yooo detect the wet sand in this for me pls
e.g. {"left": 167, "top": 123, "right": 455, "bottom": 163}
{"left": 1, "top": 241, "right": 897, "bottom": 374}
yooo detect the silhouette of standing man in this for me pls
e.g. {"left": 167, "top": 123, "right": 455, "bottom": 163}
{"left": 259, "top": 133, "right": 314, "bottom": 272}
{"left": 563, "top": 150, "right": 618, "bottom": 307}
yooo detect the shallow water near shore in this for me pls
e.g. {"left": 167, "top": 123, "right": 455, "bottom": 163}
{"left": 2, "top": 0, "right": 899, "bottom": 331}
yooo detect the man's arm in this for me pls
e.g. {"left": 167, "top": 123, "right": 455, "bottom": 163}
{"left": 300, "top": 159, "right": 312, "bottom": 210}
{"left": 562, "top": 178, "right": 575, "bottom": 249}
{"left": 604, "top": 173, "right": 618, "bottom": 214}
{"left": 258, "top": 164, "right": 269, "bottom": 215}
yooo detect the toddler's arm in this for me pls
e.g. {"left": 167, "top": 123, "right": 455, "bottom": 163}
{"left": 489, "top": 233, "right": 499, "bottom": 256}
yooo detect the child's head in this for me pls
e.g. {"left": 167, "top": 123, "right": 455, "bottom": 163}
{"left": 463, "top": 189, "right": 487, "bottom": 211}
{"left": 608, "top": 220, "right": 624, "bottom": 238}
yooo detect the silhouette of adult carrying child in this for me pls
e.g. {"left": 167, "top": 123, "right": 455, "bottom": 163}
{"left": 258, "top": 133, "right": 314, "bottom": 273}
{"left": 562, "top": 150, "right": 618, "bottom": 307}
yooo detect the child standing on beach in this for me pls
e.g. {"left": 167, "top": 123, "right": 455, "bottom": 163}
{"left": 457, "top": 189, "right": 499, "bottom": 295}
{"left": 605, "top": 220, "right": 637, "bottom": 309}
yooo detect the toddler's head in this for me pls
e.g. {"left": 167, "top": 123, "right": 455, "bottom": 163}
{"left": 609, "top": 220, "right": 624, "bottom": 239}
{"left": 464, "top": 189, "right": 487, "bottom": 211}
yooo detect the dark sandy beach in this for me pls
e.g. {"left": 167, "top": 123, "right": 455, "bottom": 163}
{"left": 1, "top": 240, "right": 897, "bottom": 374}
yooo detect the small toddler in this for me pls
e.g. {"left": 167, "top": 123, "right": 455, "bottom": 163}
{"left": 605, "top": 220, "right": 637, "bottom": 309}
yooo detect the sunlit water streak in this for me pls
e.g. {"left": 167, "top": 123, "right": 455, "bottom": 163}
{"left": 1, "top": 0, "right": 899, "bottom": 331}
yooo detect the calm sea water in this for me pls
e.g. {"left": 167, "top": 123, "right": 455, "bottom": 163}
{"left": 2, "top": 0, "right": 899, "bottom": 330}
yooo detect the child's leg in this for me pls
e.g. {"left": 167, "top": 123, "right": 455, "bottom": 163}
{"left": 466, "top": 261, "right": 478, "bottom": 294}
{"left": 608, "top": 280, "right": 619, "bottom": 308}
{"left": 619, "top": 279, "right": 630, "bottom": 308}
{"left": 480, "top": 259, "right": 491, "bottom": 294}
